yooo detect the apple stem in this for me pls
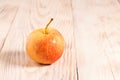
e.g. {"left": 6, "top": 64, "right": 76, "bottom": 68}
{"left": 45, "top": 18, "right": 53, "bottom": 34}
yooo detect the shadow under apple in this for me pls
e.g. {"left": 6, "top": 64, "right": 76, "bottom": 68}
{"left": 0, "top": 50, "right": 50, "bottom": 68}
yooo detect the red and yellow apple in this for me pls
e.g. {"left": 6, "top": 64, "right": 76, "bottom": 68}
{"left": 26, "top": 18, "right": 65, "bottom": 64}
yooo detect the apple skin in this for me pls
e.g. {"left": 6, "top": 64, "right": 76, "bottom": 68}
{"left": 26, "top": 28, "right": 65, "bottom": 64}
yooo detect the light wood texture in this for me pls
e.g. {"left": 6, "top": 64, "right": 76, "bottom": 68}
{"left": 0, "top": 0, "right": 120, "bottom": 80}
{"left": 0, "top": 0, "right": 76, "bottom": 80}
{"left": 73, "top": 0, "right": 120, "bottom": 80}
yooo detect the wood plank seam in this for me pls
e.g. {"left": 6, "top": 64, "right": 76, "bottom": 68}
{"left": 0, "top": 7, "right": 19, "bottom": 53}
{"left": 71, "top": 0, "right": 79, "bottom": 79}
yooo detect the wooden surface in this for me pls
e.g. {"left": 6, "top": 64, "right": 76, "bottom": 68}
{"left": 0, "top": 0, "right": 120, "bottom": 80}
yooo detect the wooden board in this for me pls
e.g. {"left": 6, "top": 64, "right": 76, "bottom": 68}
{"left": 0, "top": 0, "right": 120, "bottom": 80}
{"left": 0, "top": 0, "right": 77, "bottom": 80}
{"left": 73, "top": 0, "right": 120, "bottom": 80}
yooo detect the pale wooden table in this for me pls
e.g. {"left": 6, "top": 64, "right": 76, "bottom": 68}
{"left": 0, "top": 0, "right": 120, "bottom": 80}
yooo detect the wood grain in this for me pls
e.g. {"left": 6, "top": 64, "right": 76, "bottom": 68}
{"left": 0, "top": 0, "right": 19, "bottom": 51}
{"left": 0, "top": 0, "right": 77, "bottom": 80}
{"left": 73, "top": 0, "right": 120, "bottom": 80}
{"left": 1, "top": 0, "right": 120, "bottom": 80}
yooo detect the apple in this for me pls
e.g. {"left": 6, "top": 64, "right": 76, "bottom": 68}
{"left": 26, "top": 18, "right": 65, "bottom": 64}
